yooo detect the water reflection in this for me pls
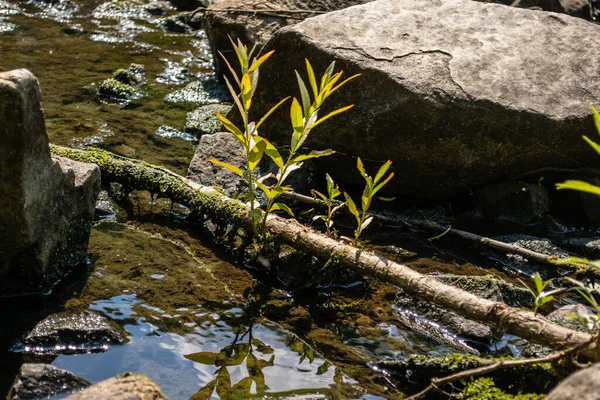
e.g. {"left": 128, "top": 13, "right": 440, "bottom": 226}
{"left": 52, "top": 295, "right": 337, "bottom": 399}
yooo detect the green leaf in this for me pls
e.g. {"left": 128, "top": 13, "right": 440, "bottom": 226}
{"left": 218, "top": 51, "right": 240, "bottom": 87}
{"left": 290, "top": 97, "right": 304, "bottom": 131}
{"left": 344, "top": 192, "right": 360, "bottom": 221}
{"left": 322, "top": 61, "right": 336, "bottom": 89}
{"left": 248, "top": 139, "right": 266, "bottom": 171}
{"left": 308, "top": 104, "right": 354, "bottom": 130}
{"left": 292, "top": 149, "right": 335, "bottom": 163}
{"left": 216, "top": 367, "right": 232, "bottom": 400}
{"left": 296, "top": 71, "right": 311, "bottom": 119}
{"left": 330, "top": 73, "right": 361, "bottom": 96}
{"left": 556, "top": 180, "right": 600, "bottom": 196}
{"left": 189, "top": 379, "right": 217, "bottom": 400}
{"left": 185, "top": 352, "right": 220, "bottom": 365}
{"left": 374, "top": 160, "right": 392, "bottom": 184}
{"left": 247, "top": 50, "right": 274, "bottom": 74}
{"left": 593, "top": 105, "right": 600, "bottom": 134}
{"left": 305, "top": 347, "right": 315, "bottom": 363}
{"left": 373, "top": 172, "right": 395, "bottom": 195}
{"left": 262, "top": 137, "right": 284, "bottom": 169}
{"left": 252, "top": 339, "right": 275, "bottom": 354}
{"left": 249, "top": 208, "right": 262, "bottom": 222}
{"left": 255, "top": 181, "right": 275, "bottom": 200}
{"left": 215, "top": 113, "right": 245, "bottom": 145}
{"left": 312, "top": 189, "right": 327, "bottom": 201}
{"left": 241, "top": 73, "right": 253, "bottom": 111}
{"left": 583, "top": 135, "right": 600, "bottom": 157}
{"left": 317, "top": 361, "right": 331, "bottom": 375}
{"left": 223, "top": 343, "right": 250, "bottom": 366}
{"left": 270, "top": 202, "right": 294, "bottom": 216}
{"left": 289, "top": 339, "right": 304, "bottom": 353}
{"left": 356, "top": 157, "right": 367, "bottom": 179}
{"left": 231, "top": 377, "right": 253, "bottom": 398}
{"left": 256, "top": 97, "right": 290, "bottom": 130}
{"left": 208, "top": 158, "right": 244, "bottom": 177}
{"left": 305, "top": 59, "right": 319, "bottom": 98}
{"left": 228, "top": 35, "right": 245, "bottom": 71}
{"left": 224, "top": 76, "right": 246, "bottom": 125}
{"left": 378, "top": 196, "right": 396, "bottom": 202}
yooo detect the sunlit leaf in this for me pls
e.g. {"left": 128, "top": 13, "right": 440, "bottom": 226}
{"left": 189, "top": 379, "right": 217, "bottom": 400}
{"left": 224, "top": 76, "right": 246, "bottom": 125}
{"left": 288, "top": 339, "right": 304, "bottom": 353}
{"left": 256, "top": 97, "right": 290, "bottom": 130}
{"left": 330, "top": 74, "right": 361, "bottom": 96}
{"left": 247, "top": 50, "right": 274, "bottom": 74}
{"left": 556, "top": 180, "right": 600, "bottom": 196}
{"left": 312, "top": 189, "right": 327, "bottom": 201}
{"left": 593, "top": 105, "right": 600, "bottom": 135}
{"left": 305, "top": 59, "right": 318, "bottom": 98}
{"left": 290, "top": 97, "right": 304, "bottom": 131}
{"left": 374, "top": 160, "right": 392, "bottom": 184}
{"left": 296, "top": 71, "right": 311, "bottom": 119}
{"left": 255, "top": 181, "right": 274, "bottom": 200}
{"left": 228, "top": 35, "right": 245, "bottom": 72}
{"left": 583, "top": 135, "right": 600, "bottom": 157}
{"left": 218, "top": 51, "right": 240, "bottom": 87}
{"left": 215, "top": 113, "right": 245, "bottom": 145}
{"left": 378, "top": 196, "right": 396, "bottom": 202}
{"left": 292, "top": 149, "right": 335, "bottom": 163}
{"left": 344, "top": 192, "right": 360, "bottom": 222}
{"left": 356, "top": 157, "right": 367, "bottom": 179}
{"left": 262, "top": 137, "right": 284, "bottom": 169}
{"left": 373, "top": 172, "right": 395, "bottom": 195}
{"left": 241, "top": 73, "right": 253, "bottom": 111}
{"left": 248, "top": 138, "right": 266, "bottom": 171}
{"left": 208, "top": 158, "right": 244, "bottom": 177}
{"left": 270, "top": 202, "right": 294, "bottom": 216}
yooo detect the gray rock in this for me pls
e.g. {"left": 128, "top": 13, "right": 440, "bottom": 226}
{"left": 144, "top": 1, "right": 171, "bottom": 15}
{"left": 184, "top": 103, "right": 230, "bottom": 136}
{"left": 547, "top": 362, "right": 600, "bottom": 400}
{"left": 25, "top": 310, "right": 125, "bottom": 353}
{"left": 11, "top": 363, "right": 90, "bottom": 399}
{"left": 0, "top": 69, "right": 101, "bottom": 296}
{"left": 187, "top": 132, "right": 246, "bottom": 196}
{"left": 65, "top": 373, "right": 168, "bottom": 400}
{"left": 547, "top": 304, "right": 597, "bottom": 332}
{"left": 496, "top": 0, "right": 597, "bottom": 20}
{"left": 250, "top": 0, "right": 600, "bottom": 199}
{"left": 205, "top": 0, "right": 371, "bottom": 81}
{"left": 472, "top": 181, "right": 549, "bottom": 225}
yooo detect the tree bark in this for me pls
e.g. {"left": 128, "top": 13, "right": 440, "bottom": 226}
{"left": 51, "top": 145, "right": 598, "bottom": 360}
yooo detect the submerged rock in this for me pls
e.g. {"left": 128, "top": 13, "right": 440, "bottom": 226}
{"left": 251, "top": 0, "right": 600, "bottom": 199}
{"left": 65, "top": 373, "right": 167, "bottom": 399}
{"left": 471, "top": 181, "right": 550, "bottom": 225}
{"left": 184, "top": 103, "right": 230, "bottom": 136}
{"left": 547, "top": 304, "right": 597, "bottom": 332}
{"left": 25, "top": 310, "right": 125, "bottom": 353}
{"left": 0, "top": 69, "right": 100, "bottom": 296}
{"left": 164, "top": 77, "right": 229, "bottom": 104}
{"left": 98, "top": 64, "right": 145, "bottom": 104}
{"left": 11, "top": 363, "right": 90, "bottom": 399}
{"left": 187, "top": 132, "right": 246, "bottom": 196}
{"left": 546, "top": 362, "right": 600, "bottom": 400}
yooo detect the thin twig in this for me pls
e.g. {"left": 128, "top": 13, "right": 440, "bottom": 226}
{"left": 190, "top": 6, "right": 325, "bottom": 21}
{"left": 405, "top": 336, "right": 596, "bottom": 400}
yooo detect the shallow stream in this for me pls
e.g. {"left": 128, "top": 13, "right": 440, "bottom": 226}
{"left": 1, "top": 0, "right": 600, "bottom": 398}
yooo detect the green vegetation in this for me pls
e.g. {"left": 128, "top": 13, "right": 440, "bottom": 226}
{"left": 344, "top": 158, "right": 394, "bottom": 243}
{"left": 311, "top": 174, "right": 343, "bottom": 236}
{"left": 209, "top": 37, "right": 357, "bottom": 237}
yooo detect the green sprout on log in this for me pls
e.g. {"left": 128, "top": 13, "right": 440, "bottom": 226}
{"left": 311, "top": 173, "right": 343, "bottom": 236}
{"left": 344, "top": 158, "right": 394, "bottom": 244}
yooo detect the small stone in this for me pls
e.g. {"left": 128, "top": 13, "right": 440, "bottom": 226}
{"left": 65, "top": 374, "right": 167, "bottom": 400}
{"left": 184, "top": 103, "right": 230, "bottom": 136}
{"left": 11, "top": 364, "right": 90, "bottom": 399}
{"left": 25, "top": 310, "right": 125, "bottom": 353}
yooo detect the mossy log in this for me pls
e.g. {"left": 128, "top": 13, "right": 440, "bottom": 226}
{"left": 51, "top": 145, "right": 598, "bottom": 360}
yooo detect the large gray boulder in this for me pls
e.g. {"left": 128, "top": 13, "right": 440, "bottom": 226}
{"left": 204, "top": 0, "right": 371, "bottom": 81}
{"left": 0, "top": 69, "right": 101, "bottom": 296}
{"left": 250, "top": 0, "right": 600, "bottom": 199}
{"left": 547, "top": 362, "right": 600, "bottom": 400}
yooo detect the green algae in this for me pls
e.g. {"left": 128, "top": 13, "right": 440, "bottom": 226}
{"left": 455, "top": 377, "right": 545, "bottom": 400}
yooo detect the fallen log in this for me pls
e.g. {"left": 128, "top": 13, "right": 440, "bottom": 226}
{"left": 50, "top": 144, "right": 598, "bottom": 360}
{"left": 281, "top": 190, "right": 600, "bottom": 280}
